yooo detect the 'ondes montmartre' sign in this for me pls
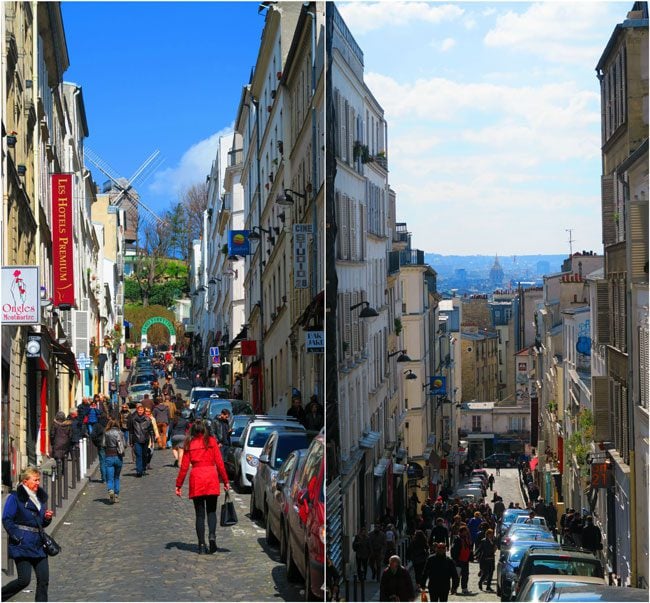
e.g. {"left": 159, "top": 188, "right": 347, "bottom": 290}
{"left": 1, "top": 266, "right": 40, "bottom": 324}
{"left": 52, "top": 173, "right": 75, "bottom": 308}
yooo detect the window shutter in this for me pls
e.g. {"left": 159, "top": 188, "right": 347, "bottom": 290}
{"left": 595, "top": 281, "right": 610, "bottom": 345}
{"left": 340, "top": 194, "right": 349, "bottom": 260}
{"left": 335, "top": 191, "right": 342, "bottom": 259}
{"left": 349, "top": 197, "right": 357, "bottom": 261}
{"left": 629, "top": 200, "right": 648, "bottom": 283}
{"left": 352, "top": 291, "right": 360, "bottom": 354}
{"left": 74, "top": 309, "right": 89, "bottom": 357}
{"left": 340, "top": 97, "right": 347, "bottom": 163}
{"left": 359, "top": 202, "right": 366, "bottom": 261}
{"left": 344, "top": 291, "right": 352, "bottom": 358}
{"left": 592, "top": 376, "right": 611, "bottom": 442}
{"left": 640, "top": 326, "right": 649, "bottom": 410}
{"left": 618, "top": 280, "right": 626, "bottom": 352}
{"left": 601, "top": 175, "right": 616, "bottom": 246}
{"left": 622, "top": 385, "right": 629, "bottom": 461}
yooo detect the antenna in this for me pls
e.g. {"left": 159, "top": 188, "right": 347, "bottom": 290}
{"left": 565, "top": 229, "right": 575, "bottom": 256}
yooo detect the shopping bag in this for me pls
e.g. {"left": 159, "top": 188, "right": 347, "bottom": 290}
{"left": 220, "top": 491, "right": 238, "bottom": 526}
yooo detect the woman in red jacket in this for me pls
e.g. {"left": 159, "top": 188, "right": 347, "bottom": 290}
{"left": 175, "top": 420, "right": 230, "bottom": 554}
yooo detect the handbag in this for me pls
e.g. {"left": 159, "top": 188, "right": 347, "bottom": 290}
{"left": 220, "top": 491, "right": 238, "bottom": 526}
{"left": 30, "top": 509, "right": 61, "bottom": 557}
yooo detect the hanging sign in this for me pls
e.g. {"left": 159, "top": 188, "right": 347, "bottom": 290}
{"left": 1, "top": 266, "right": 40, "bottom": 324}
{"left": 52, "top": 174, "right": 75, "bottom": 308}
{"left": 293, "top": 224, "right": 312, "bottom": 289}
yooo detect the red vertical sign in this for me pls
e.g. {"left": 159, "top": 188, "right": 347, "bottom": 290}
{"left": 51, "top": 174, "right": 75, "bottom": 307}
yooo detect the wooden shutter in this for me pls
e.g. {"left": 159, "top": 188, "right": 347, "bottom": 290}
{"left": 340, "top": 97, "right": 347, "bottom": 163}
{"left": 340, "top": 194, "right": 349, "bottom": 260}
{"left": 592, "top": 376, "right": 611, "bottom": 442}
{"left": 352, "top": 291, "right": 360, "bottom": 354}
{"left": 622, "top": 385, "right": 629, "bottom": 461}
{"left": 335, "top": 191, "right": 342, "bottom": 259}
{"left": 359, "top": 202, "right": 366, "bottom": 261}
{"left": 349, "top": 197, "right": 357, "bottom": 261}
{"left": 595, "top": 281, "right": 610, "bottom": 345}
{"left": 629, "top": 200, "right": 649, "bottom": 283}
{"left": 602, "top": 175, "right": 616, "bottom": 246}
{"left": 344, "top": 291, "right": 352, "bottom": 358}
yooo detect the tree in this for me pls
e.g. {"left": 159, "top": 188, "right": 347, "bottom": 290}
{"left": 179, "top": 182, "right": 209, "bottom": 263}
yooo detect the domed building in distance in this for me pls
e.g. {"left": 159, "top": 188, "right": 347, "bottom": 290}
{"left": 489, "top": 255, "right": 504, "bottom": 287}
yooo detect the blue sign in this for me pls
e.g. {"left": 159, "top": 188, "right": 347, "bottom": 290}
{"left": 429, "top": 375, "right": 446, "bottom": 396}
{"left": 228, "top": 230, "right": 251, "bottom": 256}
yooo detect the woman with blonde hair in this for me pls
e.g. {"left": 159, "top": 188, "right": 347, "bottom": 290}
{"left": 2, "top": 467, "right": 54, "bottom": 601}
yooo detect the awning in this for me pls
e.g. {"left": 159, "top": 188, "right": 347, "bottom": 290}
{"left": 229, "top": 325, "right": 248, "bottom": 349}
{"left": 530, "top": 457, "right": 539, "bottom": 471}
{"left": 52, "top": 339, "right": 81, "bottom": 380}
{"left": 374, "top": 458, "right": 390, "bottom": 477}
{"left": 359, "top": 431, "right": 381, "bottom": 449}
{"left": 467, "top": 432, "right": 494, "bottom": 440}
{"left": 392, "top": 463, "right": 406, "bottom": 475}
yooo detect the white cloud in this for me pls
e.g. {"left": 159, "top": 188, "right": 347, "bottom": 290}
{"left": 440, "top": 37, "right": 456, "bottom": 52}
{"left": 337, "top": 2, "right": 463, "bottom": 35}
{"left": 149, "top": 125, "right": 233, "bottom": 198}
{"left": 484, "top": 2, "right": 616, "bottom": 65}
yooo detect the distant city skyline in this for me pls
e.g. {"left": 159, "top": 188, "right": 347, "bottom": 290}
{"left": 339, "top": 1, "right": 623, "bottom": 255}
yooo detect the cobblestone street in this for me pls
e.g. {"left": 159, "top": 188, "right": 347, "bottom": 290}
{"left": 6, "top": 443, "right": 303, "bottom": 602}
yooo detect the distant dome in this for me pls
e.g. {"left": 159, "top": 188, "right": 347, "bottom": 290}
{"left": 490, "top": 255, "right": 504, "bottom": 286}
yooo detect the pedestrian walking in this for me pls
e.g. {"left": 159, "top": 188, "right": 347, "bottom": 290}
{"left": 104, "top": 418, "right": 125, "bottom": 504}
{"left": 287, "top": 392, "right": 306, "bottom": 426}
{"left": 2, "top": 467, "right": 54, "bottom": 602}
{"left": 175, "top": 420, "right": 230, "bottom": 554}
{"left": 213, "top": 408, "right": 232, "bottom": 445}
{"left": 384, "top": 523, "right": 397, "bottom": 563}
{"left": 163, "top": 395, "right": 177, "bottom": 449}
{"left": 581, "top": 516, "right": 603, "bottom": 554}
{"left": 352, "top": 526, "right": 371, "bottom": 581}
{"left": 429, "top": 517, "right": 450, "bottom": 549}
{"left": 495, "top": 460, "right": 501, "bottom": 476}
{"left": 171, "top": 409, "right": 191, "bottom": 467}
{"left": 128, "top": 403, "right": 154, "bottom": 477}
{"left": 143, "top": 406, "right": 159, "bottom": 469}
{"left": 86, "top": 400, "right": 101, "bottom": 435}
{"left": 118, "top": 403, "right": 131, "bottom": 448}
{"left": 476, "top": 528, "right": 497, "bottom": 592}
{"left": 67, "top": 410, "right": 84, "bottom": 461}
{"left": 153, "top": 399, "right": 169, "bottom": 449}
{"left": 304, "top": 400, "right": 324, "bottom": 431}
{"left": 407, "top": 530, "right": 429, "bottom": 586}
{"left": 118, "top": 381, "right": 128, "bottom": 406}
{"left": 49, "top": 411, "right": 72, "bottom": 477}
{"left": 379, "top": 555, "right": 414, "bottom": 603}
{"left": 450, "top": 525, "right": 473, "bottom": 595}
{"left": 487, "top": 473, "right": 495, "bottom": 491}
{"left": 90, "top": 413, "right": 109, "bottom": 483}
{"left": 420, "top": 542, "right": 459, "bottom": 602}
{"left": 369, "top": 524, "right": 387, "bottom": 580}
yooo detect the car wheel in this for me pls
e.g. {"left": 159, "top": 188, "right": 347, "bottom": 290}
{"left": 266, "top": 506, "right": 278, "bottom": 546}
{"left": 250, "top": 484, "right": 261, "bottom": 520}
{"left": 286, "top": 537, "right": 300, "bottom": 582}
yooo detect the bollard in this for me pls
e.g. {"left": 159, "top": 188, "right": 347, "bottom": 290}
{"left": 360, "top": 576, "right": 366, "bottom": 602}
{"left": 80, "top": 438, "right": 87, "bottom": 478}
{"left": 345, "top": 578, "right": 350, "bottom": 602}
{"left": 352, "top": 576, "right": 357, "bottom": 602}
{"left": 63, "top": 458, "right": 69, "bottom": 498}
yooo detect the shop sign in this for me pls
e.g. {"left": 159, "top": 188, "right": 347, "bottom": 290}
{"left": 1, "top": 266, "right": 40, "bottom": 324}
{"left": 52, "top": 174, "right": 75, "bottom": 308}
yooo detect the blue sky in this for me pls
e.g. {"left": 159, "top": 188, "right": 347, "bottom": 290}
{"left": 62, "top": 1, "right": 264, "bottom": 213}
{"left": 338, "top": 1, "right": 626, "bottom": 255}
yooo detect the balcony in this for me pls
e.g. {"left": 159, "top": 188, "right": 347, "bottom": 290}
{"left": 394, "top": 223, "right": 409, "bottom": 244}
{"left": 228, "top": 148, "right": 243, "bottom": 167}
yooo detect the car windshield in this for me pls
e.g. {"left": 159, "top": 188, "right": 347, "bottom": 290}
{"left": 509, "top": 545, "right": 559, "bottom": 563}
{"left": 515, "top": 516, "right": 546, "bottom": 525}
{"left": 207, "top": 400, "right": 233, "bottom": 420}
{"left": 248, "top": 425, "right": 302, "bottom": 447}
{"left": 191, "top": 389, "right": 219, "bottom": 402}
{"left": 130, "top": 385, "right": 151, "bottom": 392}
{"left": 274, "top": 434, "right": 308, "bottom": 468}
{"left": 503, "top": 510, "right": 529, "bottom": 523}
{"left": 231, "top": 417, "right": 250, "bottom": 437}
{"left": 135, "top": 375, "right": 154, "bottom": 382}
{"left": 528, "top": 558, "right": 603, "bottom": 578}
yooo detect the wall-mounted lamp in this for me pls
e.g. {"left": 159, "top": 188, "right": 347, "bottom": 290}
{"left": 278, "top": 211, "right": 286, "bottom": 223}
{"left": 208, "top": 277, "right": 221, "bottom": 285}
{"left": 350, "top": 300, "right": 379, "bottom": 319}
{"left": 248, "top": 226, "right": 272, "bottom": 241}
{"left": 276, "top": 188, "right": 306, "bottom": 206}
{"left": 388, "top": 349, "right": 411, "bottom": 363}
{"left": 404, "top": 370, "right": 418, "bottom": 380}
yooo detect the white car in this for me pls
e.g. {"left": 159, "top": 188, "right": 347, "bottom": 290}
{"left": 188, "top": 387, "right": 222, "bottom": 410}
{"left": 235, "top": 417, "right": 305, "bottom": 489}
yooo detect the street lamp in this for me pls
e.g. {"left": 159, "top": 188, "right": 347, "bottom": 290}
{"left": 388, "top": 349, "right": 411, "bottom": 363}
{"left": 276, "top": 188, "right": 306, "bottom": 206}
{"left": 350, "top": 300, "right": 379, "bottom": 319}
{"left": 404, "top": 369, "right": 417, "bottom": 380}
{"left": 248, "top": 226, "right": 272, "bottom": 241}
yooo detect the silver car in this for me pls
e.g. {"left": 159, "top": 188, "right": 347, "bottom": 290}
{"left": 127, "top": 383, "right": 153, "bottom": 407}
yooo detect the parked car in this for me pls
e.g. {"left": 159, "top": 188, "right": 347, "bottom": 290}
{"left": 472, "top": 468, "right": 489, "bottom": 480}
{"left": 497, "top": 509, "right": 531, "bottom": 545}
{"left": 484, "top": 453, "right": 516, "bottom": 467}
{"left": 189, "top": 387, "right": 223, "bottom": 410}
{"left": 512, "top": 546, "right": 606, "bottom": 600}
{"left": 501, "top": 523, "right": 552, "bottom": 549}
{"left": 454, "top": 486, "right": 484, "bottom": 500}
{"left": 250, "top": 429, "right": 309, "bottom": 523}
{"left": 131, "top": 372, "right": 156, "bottom": 387}
{"left": 514, "top": 515, "right": 549, "bottom": 528}
{"left": 285, "top": 429, "right": 324, "bottom": 601}
{"left": 266, "top": 448, "right": 308, "bottom": 561}
{"left": 200, "top": 398, "right": 254, "bottom": 428}
{"left": 535, "top": 583, "right": 649, "bottom": 602}
{"left": 497, "top": 540, "right": 561, "bottom": 600}
{"left": 234, "top": 417, "right": 305, "bottom": 489}
{"left": 514, "top": 576, "right": 613, "bottom": 602}
{"left": 127, "top": 384, "right": 154, "bottom": 408}
{"left": 222, "top": 415, "right": 253, "bottom": 478}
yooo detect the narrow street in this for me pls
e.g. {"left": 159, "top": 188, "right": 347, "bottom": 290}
{"left": 6, "top": 375, "right": 303, "bottom": 603}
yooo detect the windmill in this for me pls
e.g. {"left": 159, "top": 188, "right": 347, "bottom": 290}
{"left": 84, "top": 147, "right": 166, "bottom": 227}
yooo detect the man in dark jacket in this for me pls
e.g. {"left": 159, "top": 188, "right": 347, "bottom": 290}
{"left": 213, "top": 409, "right": 232, "bottom": 445}
{"left": 476, "top": 528, "right": 497, "bottom": 592}
{"left": 49, "top": 411, "right": 72, "bottom": 476}
{"left": 493, "top": 496, "right": 506, "bottom": 521}
{"left": 379, "top": 555, "right": 414, "bottom": 602}
{"left": 352, "top": 526, "right": 371, "bottom": 581}
{"left": 581, "top": 516, "right": 602, "bottom": 553}
{"left": 420, "top": 542, "right": 459, "bottom": 601}
{"left": 369, "top": 525, "right": 387, "bottom": 580}
{"left": 128, "top": 404, "right": 154, "bottom": 477}
{"left": 429, "top": 517, "right": 450, "bottom": 548}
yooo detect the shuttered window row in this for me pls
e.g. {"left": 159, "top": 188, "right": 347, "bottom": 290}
{"left": 602, "top": 45, "right": 627, "bottom": 142}
{"left": 639, "top": 326, "right": 649, "bottom": 411}
{"left": 334, "top": 189, "right": 365, "bottom": 262}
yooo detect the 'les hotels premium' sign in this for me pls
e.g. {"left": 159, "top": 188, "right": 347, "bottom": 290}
{"left": 52, "top": 174, "right": 75, "bottom": 308}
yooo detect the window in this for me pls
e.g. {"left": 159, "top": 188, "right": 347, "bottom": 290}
{"left": 472, "top": 415, "right": 481, "bottom": 432}
{"left": 640, "top": 326, "right": 649, "bottom": 410}
{"left": 509, "top": 417, "right": 526, "bottom": 431}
